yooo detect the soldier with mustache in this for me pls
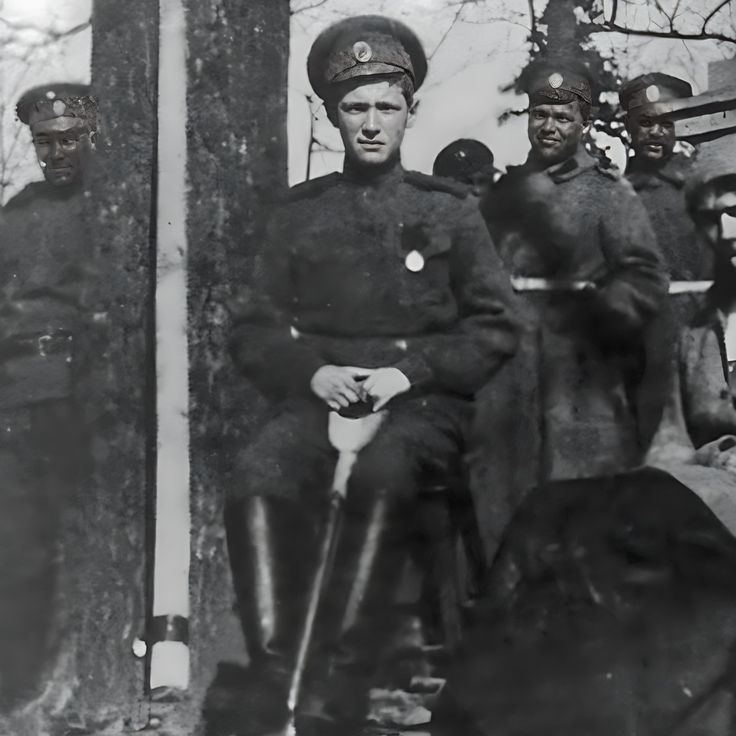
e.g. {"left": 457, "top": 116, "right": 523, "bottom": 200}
{"left": 621, "top": 73, "right": 711, "bottom": 282}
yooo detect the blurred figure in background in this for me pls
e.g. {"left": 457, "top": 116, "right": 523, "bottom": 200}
{"left": 0, "top": 84, "right": 97, "bottom": 711}
{"left": 622, "top": 73, "right": 711, "bottom": 282}
{"left": 432, "top": 138, "right": 499, "bottom": 197}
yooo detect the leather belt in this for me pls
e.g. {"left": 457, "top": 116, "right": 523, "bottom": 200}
{"left": 510, "top": 277, "right": 714, "bottom": 294}
{"left": 0, "top": 331, "right": 73, "bottom": 360}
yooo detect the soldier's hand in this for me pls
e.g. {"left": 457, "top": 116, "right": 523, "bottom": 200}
{"left": 362, "top": 367, "right": 411, "bottom": 411}
{"left": 310, "top": 365, "right": 372, "bottom": 411}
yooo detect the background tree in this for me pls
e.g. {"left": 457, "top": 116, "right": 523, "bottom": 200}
{"left": 186, "top": 0, "right": 291, "bottom": 726}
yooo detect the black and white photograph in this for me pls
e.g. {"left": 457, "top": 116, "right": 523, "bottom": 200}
{"left": 1, "top": 0, "right": 736, "bottom": 734}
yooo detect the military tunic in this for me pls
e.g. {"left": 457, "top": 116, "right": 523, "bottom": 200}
{"left": 626, "top": 153, "right": 711, "bottom": 281}
{"left": 229, "top": 163, "right": 518, "bottom": 504}
{"left": 0, "top": 180, "right": 92, "bottom": 709}
{"left": 479, "top": 149, "right": 667, "bottom": 490}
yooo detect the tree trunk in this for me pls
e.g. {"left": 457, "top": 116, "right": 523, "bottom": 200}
{"left": 541, "top": 0, "right": 581, "bottom": 57}
{"left": 186, "top": 0, "right": 290, "bottom": 711}
{"left": 62, "top": 0, "right": 159, "bottom": 730}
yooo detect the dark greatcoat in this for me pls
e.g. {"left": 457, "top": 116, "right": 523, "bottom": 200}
{"left": 626, "top": 153, "right": 714, "bottom": 450}
{"left": 626, "top": 152, "right": 712, "bottom": 281}
{"left": 475, "top": 149, "right": 667, "bottom": 561}
{"left": 0, "top": 180, "right": 95, "bottom": 710}
{"left": 229, "top": 163, "right": 519, "bottom": 510}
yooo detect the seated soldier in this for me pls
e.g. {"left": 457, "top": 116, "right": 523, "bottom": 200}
{"left": 215, "top": 15, "right": 518, "bottom": 736}
{"left": 438, "top": 133, "right": 736, "bottom": 736}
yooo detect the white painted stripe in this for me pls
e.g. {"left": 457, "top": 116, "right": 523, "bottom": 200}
{"left": 511, "top": 277, "right": 714, "bottom": 295}
{"left": 150, "top": 641, "right": 190, "bottom": 691}
{"left": 152, "top": 0, "right": 190, "bottom": 691}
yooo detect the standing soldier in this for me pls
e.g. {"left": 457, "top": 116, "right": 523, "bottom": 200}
{"left": 620, "top": 74, "right": 715, "bottom": 452}
{"left": 480, "top": 61, "right": 667, "bottom": 492}
{"left": 219, "top": 15, "right": 518, "bottom": 736}
{"left": 621, "top": 73, "right": 710, "bottom": 281}
{"left": 0, "top": 84, "right": 97, "bottom": 711}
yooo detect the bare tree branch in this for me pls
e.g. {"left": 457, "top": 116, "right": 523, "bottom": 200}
{"left": 428, "top": 2, "right": 466, "bottom": 60}
{"left": 702, "top": 0, "right": 732, "bottom": 32}
{"left": 291, "top": 0, "right": 330, "bottom": 16}
{"left": 588, "top": 18, "right": 736, "bottom": 44}
{"left": 609, "top": 0, "right": 619, "bottom": 25}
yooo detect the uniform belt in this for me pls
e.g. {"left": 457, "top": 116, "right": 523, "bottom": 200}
{"left": 0, "top": 331, "right": 73, "bottom": 360}
{"left": 510, "top": 277, "right": 714, "bottom": 294}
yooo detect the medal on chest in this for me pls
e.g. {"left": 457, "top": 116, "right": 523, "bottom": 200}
{"left": 400, "top": 222, "right": 428, "bottom": 273}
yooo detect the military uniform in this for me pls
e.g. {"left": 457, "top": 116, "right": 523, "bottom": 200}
{"left": 621, "top": 74, "right": 711, "bottom": 282}
{"left": 621, "top": 74, "right": 715, "bottom": 451}
{"left": 217, "top": 16, "right": 518, "bottom": 736}
{"left": 480, "top": 68, "right": 666, "bottom": 499}
{"left": 0, "top": 86, "right": 95, "bottom": 710}
{"left": 626, "top": 154, "right": 710, "bottom": 280}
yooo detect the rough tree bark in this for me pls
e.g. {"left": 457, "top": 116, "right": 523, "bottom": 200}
{"left": 185, "top": 0, "right": 290, "bottom": 714}
{"left": 73, "top": 0, "right": 158, "bottom": 729}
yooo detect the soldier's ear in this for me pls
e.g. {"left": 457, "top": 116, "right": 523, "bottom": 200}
{"left": 406, "top": 98, "right": 419, "bottom": 129}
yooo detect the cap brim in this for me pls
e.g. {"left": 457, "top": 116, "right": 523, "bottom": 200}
{"left": 331, "top": 62, "right": 411, "bottom": 84}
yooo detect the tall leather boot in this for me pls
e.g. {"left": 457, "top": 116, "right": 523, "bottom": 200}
{"left": 295, "top": 490, "right": 412, "bottom": 736}
{"left": 205, "top": 494, "right": 319, "bottom": 736}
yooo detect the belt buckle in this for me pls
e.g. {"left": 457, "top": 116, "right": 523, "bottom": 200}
{"left": 37, "top": 334, "right": 52, "bottom": 358}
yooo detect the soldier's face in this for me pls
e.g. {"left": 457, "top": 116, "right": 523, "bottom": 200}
{"left": 528, "top": 102, "right": 587, "bottom": 166}
{"left": 31, "top": 117, "right": 89, "bottom": 187}
{"left": 336, "top": 80, "right": 415, "bottom": 168}
{"left": 627, "top": 105, "right": 676, "bottom": 162}
{"left": 691, "top": 176, "right": 736, "bottom": 267}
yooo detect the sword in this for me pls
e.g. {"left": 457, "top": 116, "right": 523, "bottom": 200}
{"left": 273, "top": 403, "right": 387, "bottom": 736}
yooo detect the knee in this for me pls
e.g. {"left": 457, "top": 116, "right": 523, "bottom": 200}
{"left": 348, "top": 445, "right": 416, "bottom": 507}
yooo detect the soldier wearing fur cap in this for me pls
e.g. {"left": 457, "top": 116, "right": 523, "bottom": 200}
{"left": 0, "top": 83, "right": 97, "bottom": 710}
{"left": 218, "top": 15, "right": 518, "bottom": 736}
{"left": 479, "top": 59, "right": 667, "bottom": 509}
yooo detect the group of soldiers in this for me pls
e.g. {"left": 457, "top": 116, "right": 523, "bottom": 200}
{"left": 2, "top": 9, "right": 736, "bottom": 736}
{"left": 221, "top": 13, "right": 736, "bottom": 736}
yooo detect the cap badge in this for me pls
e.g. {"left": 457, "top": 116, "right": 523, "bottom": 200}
{"left": 52, "top": 99, "right": 67, "bottom": 116}
{"left": 353, "top": 41, "right": 373, "bottom": 63}
{"left": 645, "top": 84, "right": 660, "bottom": 103}
{"left": 548, "top": 73, "right": 564, "bottom": 89}
{"left": 405, "top": 250, "right": 425, "bottom": 273}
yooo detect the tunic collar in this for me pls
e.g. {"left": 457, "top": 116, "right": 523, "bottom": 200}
{"left": 341, "top": 157, "right": 405, "bottom": 188}
{"left": 519, "top": 147, "right": 597, "bottom": 183}
{"left": 626, "top": 152, "right": 692, "bottom": 190}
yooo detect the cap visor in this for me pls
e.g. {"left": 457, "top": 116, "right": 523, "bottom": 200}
{"left": 331, "top": 62, "right": 409, "bottom": 83}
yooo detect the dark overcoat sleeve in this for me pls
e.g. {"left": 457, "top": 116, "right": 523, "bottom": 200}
{"left": 394, "top": 200, "right": 520, "bottom": 395}
{"left": 592, "top": 177, "right": 669, "bottom": 339}
{"left": 229, "top": 207, "right": 326, "bottom": 399}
